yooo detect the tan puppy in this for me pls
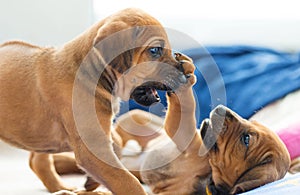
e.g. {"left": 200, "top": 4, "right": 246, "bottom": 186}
{"left": 0, "top": 8, "right": 189, "bottom": 195}
{"left": 138, "top": 107, "right": 291, "bottom": 194}
{"left": 202, "top": 105, "right": 291, "bottom": 194}
{"left": 116, "top": 54, "right": 291, "bottom": 194}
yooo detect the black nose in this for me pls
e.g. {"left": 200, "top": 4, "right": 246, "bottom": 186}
{"left": 215, "top": 105, "right": 227, "bottom": 116}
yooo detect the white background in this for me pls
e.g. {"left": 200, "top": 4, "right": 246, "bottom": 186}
{"left": 0, "top": 0, "right": 300, "bottom": 51}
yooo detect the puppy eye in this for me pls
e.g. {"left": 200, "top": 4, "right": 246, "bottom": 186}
{"left": 148, "top": 47, "right": 163, "bottom": 58}
{"left": 241, "top": 134, "right": 250, "bottom": 147}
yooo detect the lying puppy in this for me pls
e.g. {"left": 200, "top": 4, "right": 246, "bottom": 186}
{"left": 122, "top": 53, "right": 291, "bottom": 194}
{"left": 83, "top": 53, "right": 291, "bottom": 194}
{"left": 202, "top": 105, "right": 291, "bottom": 194}
{"left": 0, "top": 8, "right": 190, "bottom": 195}
{"left": 140, "top": 106, "right": 291, "bottom": 194}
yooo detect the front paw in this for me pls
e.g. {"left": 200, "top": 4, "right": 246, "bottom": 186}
{"left": 52, "top": 190, "right": 77, "bottom": 195}
{"left": 185, "top": 73, "right": 196, "bottom": 86}
{"left": 174, "top": 52, "right": 195, "bottom": 76}
{"left": 174, "top": 52, "right": 196, "bottom": 87}
{"left": 52, "top": 190, "right": 112, "bottom": 195}
{"left": 84, "top": 176, "right": 100, "bottom": 191}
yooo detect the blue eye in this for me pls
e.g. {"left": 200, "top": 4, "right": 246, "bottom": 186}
{"left": 241, "top": 134, "right": 250, "bottom": 147}
{"left": 148, "top": 47, "right": 162, "bottom": 58}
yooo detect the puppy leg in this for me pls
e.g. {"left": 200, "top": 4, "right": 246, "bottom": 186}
{"left": 72, "top": 138, "right": 146, "bottom": 195}
{"left": 53, "top": 153, "right": 101, "bottom": 191}
{"left": 81, "top": 120, "right": 147, "bottom": 192}
{"left": 53, "top": 190, "right": 112, "bottom": 195}
{"left": 83, "top": 130, "right": 123, "bottom": 191}
{"left": 164, "top": 55, "right": 200, "bottom": 152}
{"left": 29, "top": 152, "right": 75, "bottom": 192}
{"left": 53, "top": 153, "right": 101, "bottom": 192}
{"left": 69, "top": 89, "right": 146, "bottom": 194}
{"left": 53, "top": 152, "right": 83, "bottom": 175}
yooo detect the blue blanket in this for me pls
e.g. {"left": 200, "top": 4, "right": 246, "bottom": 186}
{"left": 119, "top": 45, "right": 300, "bottom": 127}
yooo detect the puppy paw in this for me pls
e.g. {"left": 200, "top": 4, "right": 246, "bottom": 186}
{"left": 174, "top": 52, "right": 193, "bottom": 63}
{"left": 173, "top": 52, "right": 196, "bottom": 88}
{"left": 48, "top": 185, "right": 76, "bottom": 193}
{"left": 77, "top": 191, "right": 112, "bottom": 195}
{"left": 174, "top": 52, "right": 195, "bottom": 75}
{"left": 185, "top": 73, "right": 197, "bottom": 86}
{"left": 84, "top": 176, "right": 100, "bottom": 191}
{"left": 53, "top": 190, "right": 112, "bottom": 195}
{"left": 52, "top": 190, "right": 77, "bottom": 195}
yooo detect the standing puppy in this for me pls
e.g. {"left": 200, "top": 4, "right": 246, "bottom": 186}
{"left": 0, "top": 8, "right": 187, "bottom": 195}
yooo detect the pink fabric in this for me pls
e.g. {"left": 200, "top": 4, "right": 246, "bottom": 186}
{"left": 278, "top": 124, "right": 300, "bottom": 160}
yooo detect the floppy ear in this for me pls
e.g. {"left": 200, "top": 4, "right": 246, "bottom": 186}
{"left": 93, "top": 22, "right": 143, "bottom": 73}
{"left": 290, "top": 158, "right": 300, "bottom": 174}
{"left": 230, "top": 165, "right": 280, "bottom": 194}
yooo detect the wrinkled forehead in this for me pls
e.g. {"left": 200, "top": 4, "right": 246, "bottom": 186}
{"left": 134, "top": 25, "right": 170, "bottom": 48}
{"left": 251, "top": 121, "right": 284, "bottom": 145}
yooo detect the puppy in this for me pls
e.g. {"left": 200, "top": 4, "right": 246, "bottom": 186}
{"left": 139, "top": 105, "right": 291, "bottom": 195}
{"left": 119, "top": 54, "right": 291, "bottom": 195}
{"left": 0, "top": 8, "right": 189, "bottom": 195}
{"left": 202, "top": 105, "right": 291, "bottom": 194}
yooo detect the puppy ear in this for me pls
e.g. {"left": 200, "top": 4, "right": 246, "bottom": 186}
{"left": 93, "top": 21, "right": 130, "bottom": 46}
{"left": 93, "top": 22, "right": 142, "bottom": 73}
{"left": 230, "top": 164, "right": 281, "bottom": 194}
{"left": 290, "top": 158, "right": 300, "bottom": 174}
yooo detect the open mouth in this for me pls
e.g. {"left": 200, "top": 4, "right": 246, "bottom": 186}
{"left": 130, "top": 81, "right": 170, "bottom": 106}
{"left": 130, "top": 72, "right": 187, "bottom": 106}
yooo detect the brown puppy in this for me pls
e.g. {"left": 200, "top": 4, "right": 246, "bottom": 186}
{"left": 138, "top": 107, "right": 291, "bottom": 194}
{"left": 0, "top": 8, "right": 188, "bottom": 195}
{"left": 201, "top": 105, "right": 291, "bottom": 194}
{"left": 119, "top": 54, "right": 290, "bottom": 195}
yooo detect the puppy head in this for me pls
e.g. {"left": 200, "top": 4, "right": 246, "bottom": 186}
{"left": 92, "top": 8, "right": 186, "bottom": 106}
{"left": 201, "top": 105, "right": 291, "bottom": 194}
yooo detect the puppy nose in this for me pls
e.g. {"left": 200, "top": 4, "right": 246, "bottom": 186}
{"left": 215, "top": 105, "right": 227, "bottom": 116}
